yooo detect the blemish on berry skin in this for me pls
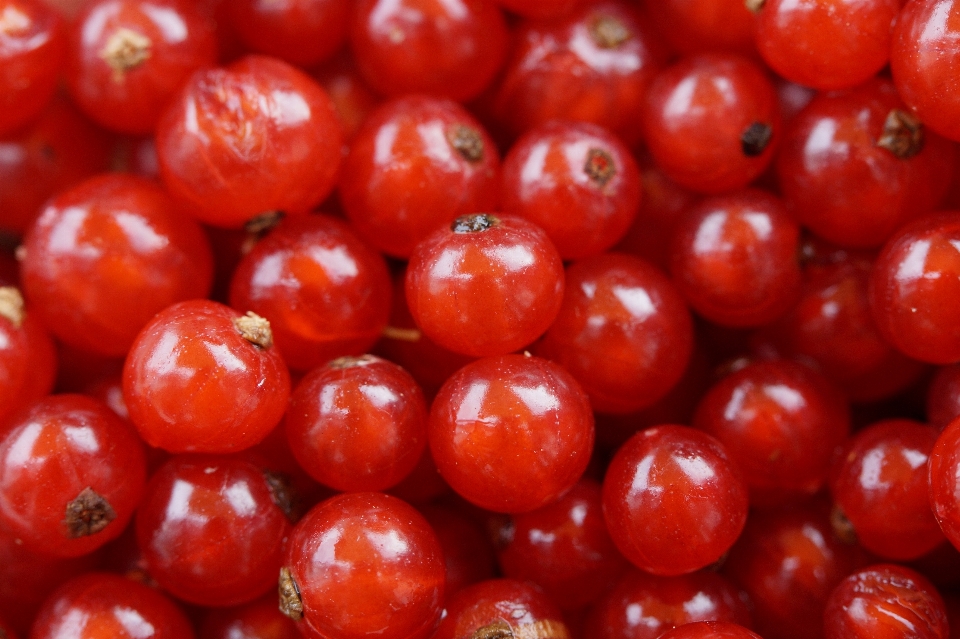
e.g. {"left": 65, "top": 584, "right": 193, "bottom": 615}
{"left": 589, "top": 14, "right": 630, "bottom": 49}
{"left": 233, "top": 311, "right": 273, "bottom": 348}
{"left": 451, "top": 213, "right": 499, "bottom": 233}
{"left": 584, "top": 148, "right": 616, "bottom": 187}
{"left": 279, "top": 567, "right": 304, "bottom": 621}
{"left": 64, "top": 487, "right": 117, "bottom": 538}
{"left": 741, "top": 122, "right": 773, "bottom": 157}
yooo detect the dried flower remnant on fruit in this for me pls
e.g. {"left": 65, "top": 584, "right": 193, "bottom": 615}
{"left": 473, "top": 620, "right": 572, "bottom": 639}
{"left": 233, "top": 311, "right": 273, "bottom": 348}
{"left": 474, "top": 620, "right": 514, "bottom": 639}
{"left": 328, "top": 354, "right": 377, "bottom": 369}
{"left": 382, "top": 326, "right": 422, "bottom": 342}
{"left": 278, "top": 567, "right": 304, "bottom": 620}
{"left": 590, "top": 14, "right": 631, "bottom": 48}
{"left": 263, "top": 471, "right": 296, "bottom": 521}
{"left": 585, "top": 148, "right": 616, "bottom": 187}
{"left": 831, "top": 504, "right": 858, "bottom": 545}
{"left": 63, "top": 487, "right": 117, "bottom": 538}
{"left": 745, "top": 0, "right": 766, "bottom": 12}
{"left": 877, "top": 109, "right": 925, "bottom": 159}
{"left": 0, "top": 286, "right": 24, "bottom": 327}
{"left": 741, "top": 122, "right": 773, "bottom": 157}
{"left": 448, "top": 124, "right": 484, "bottom": 162}
{"left": 452, "top": 213, "right": 499, "bottom": 233}
{"left": 100, "top": 28, "right": 152, "bottom": 82}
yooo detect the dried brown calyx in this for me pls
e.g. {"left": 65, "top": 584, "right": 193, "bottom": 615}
{"left": 233, "top": 311, "right": 273, "bottom": 348}
{"left": 381, "top": 326, "right": 422, "bottom": 342}
{"left": 741, "top": 122, "right": 773, "bottom": 157}
{"left": 241, "top": 211, "right": 285, "bottom": 254}
{"left": 831, "top": 504, "right": 858, "bottom": 545}
{"left": 472, "top": 619, "right": 571, "bottom": 639}
{"left": 0, "top": 286, "right": 24, "bottom": 328}
{"left": 452, "top": 213, "right": 499, "bottom": 233}
{"left": 100, "top": 27, "right": 152, "bottom": 82}
{"left": 877, "top": 108, "right": 925, "bottom": 159}
{"left": 584, "top": 148, "right": 616, "bottom": 187}
{"left": 448, "top": 124, "right": 484, "bottom": 163}
{"left": 64, "top": 487, "right": 117, "bottom": 538}
{"left": 279, "top": 567, "right": 304, "bottom": 621}
{"left": 745, "top": 0, "right": 767, "bottom": 12}
{"left": 263, "top": 471, "right": 297, "bottom": 522}
{"left": 590, "top": 14, "right": 631, "bottom": 49}
{"left": 328, "top": 354, "right": 378, "bottom": 369}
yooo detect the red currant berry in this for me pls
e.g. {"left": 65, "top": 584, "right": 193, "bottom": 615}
{"left": 0, "top": 394, "right": 146, "bottom": 557}
{"left": 928, "top": 364, "right": 960, "bottom": 429}
{"left": 20, "top": 173, "right": 214, "bottom": 356}
{"left": 199, "top": 594, "right": 300, "bottom": 639}
{"left": 657, "top": 622, "right": 762, "bottom": 639}
{"left": 433, "top": 579, "right": 568, "bottom": 639}
{"left": 339, "top": 96, "right": 500, "bottom": 259}
{"left": 66, "top": 0, "right": 217, "bottom": 134}
{"left": 225, "top": 0, "right": 348, "bottom": 68}
{"left": 501, "top": 120, "right": 641, "bottom": 260}
{"left": 281, "top": 492, "right": 446, "bottom": 639}
{"left": 646, "top": 0, "right": 756, "bottom": 57}
{"left": 0, "top": 286, "right": 56, "bottom": 429}
{"left": 122, "top": 300, "right": 290, "bottom": 453}
{"left": 406, "top": 214, "right": 564, "bottom": 358}
{"left": 430, "top": 353, "right": 594, "bottom": 513}
{"left": 602, "top": 425, "right": 749, "bottom": 576}
{"left": 155, "top": 55, "right": 343, "bottom": 228}
{"left": 286, "top": 355, "right": 427, "bottom": 492}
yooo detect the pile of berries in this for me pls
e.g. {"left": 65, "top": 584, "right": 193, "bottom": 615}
{"left": 6, "top": 0, "right": 960, "bottom": 638}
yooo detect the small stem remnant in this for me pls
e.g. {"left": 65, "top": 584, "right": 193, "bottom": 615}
{"left": 472, "top": 620, "right": 571, "bottom": 639}
{"left": 741, "top": 122, "right": 773, "bottom": 157}
{"left": 64, "top": 487, "right": 117, "bottom": 538}
{"left": 100, "top": 27, "right": 152, "bottom": 82}
{"left": 233, "top": 311, "right": 273, "bottom": 348}
{"left": 382, "top": 326, "right": 422, "bottom": 342}
{"left": 279, "top": 567, "right": 304, "bottom": 621}
{"left": 745, "top": 0, "right": 766, "bottom": 12}
{"left": 590, "top": 14, "right": 630, "bottom": 48}
{"left": 0, "top": 286, "right": 24, "bottom": 328}
{"left": 447, "top": 124, "right": 484, "bottom": 163}
{"left": 877, "top": 108, "right": 925, "bottom": 159}
{"left": 452, "top": 213, "right": 499, "bottom": 233}
{"left": 328, "top": 354, "right": 377, "bottom": 369}
{"left": 831, "top": 504, "right": 858, "bottom": 545}
{"left": 584, "top": 148, "right": 616, "bottom": 187}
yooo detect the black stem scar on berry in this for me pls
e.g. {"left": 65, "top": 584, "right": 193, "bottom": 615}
{"left": 741, "top": 122, "right": 773, "bottom": 157}
{"left": 64, "top": 487, "right": 117, "bottom": 538}
{"left": 100, "top": 27, "right": 152, "bottom": 83}
{"left": 447, "top": 124, "right": 484, "bottom": 162}
{"left": 279, "top": 567, "right": 304, "bottom": 621}
{"left": 452, "top": 213, "right": 499, "bottom": 233}
{"left": 233, "top": 311, "right": 273, "bottom": 348}
{"left": 584, "top": 148, "right": 616, "bottom": 187}
{"left": 590, "top": 14, "right": 631, "bottom": 48}
{"left": 0, "top": 286, "right": 24, "bottom": 328}
{"left": 877, "top": 108, "right": 925, "bottom": 159}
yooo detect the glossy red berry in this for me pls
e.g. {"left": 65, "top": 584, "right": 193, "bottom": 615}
{"left": 20, "top": 173, "right": 214, "bottom": 356}
{"left": 286, "top": 355, "right": 427, "bottom": 492}
{"left": 433, "top": 579, "right": 568, "bottom": 639}
{"left": 776, "top": 79, "right": 954, "bottom": 249}
{"left": 281, "top": 492, "right": 446, "bottom": 639}
{"left": 589, "top": 569, "right": 752, "bottom": 639}
{"left": 823, "top": 564, "right": 948, "bottom": 639}
{"left": 122, "top": 300, "right": 290, "bottom": 453}
{"left": 228, "top": 214, "right": 392, "bottom": 372}
{"left": 30, "top": 573, "right": 195, "bottom": 639}
{"left": 350, "top": 0, "right": 508, "bottom": 102}
{"left": 493, "top": 1, "right": 665, "bottom": 145}
{"left": 66, "top": 0, "right": 217, "bottom": 134}
{"left": 0, "top": 0, "right": 65, "bottom": 136}
{"left": 657, "top": 622, "right": 762, "bottom": 639}
{"left": 753, "top": 0, "right": 900, "bottom": 90}
{"left": 225, "top": 0, "right": 349, "bottom": 68}
{"left": 831, "top": 419, "right": 944, "bottom": 561}
{"left": 430, "top": 354, "right": 594, "bottom": 513}
{"left": 693, "top": 359, "right": 850, "bottom": 507}
{"left": 136, "top": 455, "right": 292, "bottom": 606}
{"left": 199, "top": 594, "right": 300, "bottom": 639}
{"left": 339, "top": 96, "right": 500, "bottom": 259}
{"left": 669, "top": 189, "right": 801, "bottom": 327}
{"left": 928, "top": 364, "right": 960, "bottom": 430}
{"left": 536, "top": 253, "right": 694, "bottom": 414}
{"left": 642, "top": 54, "right": 779, "bottom": 194}
{"left": 892, "top": 0, "right": 960, "bottom": 142}
{"left": 602, "top": 425, "right": 749, "bottom": 576}
{"left": 500, "top": 120, "right": 641, "bottom": 260}
{"left": 927, "top": 415, "right": 960, "bottom": 552}
{"left": 646, "top": 0, "right": 756, "bottom": 57}
{"left": 0, "top": 394, "right": 146, "bottom": 557}
{"left": 406, "top": 214, "right": 564, "bottom": 358}
{"left": 869, "top": 214, "right": 960, "bottom": 364}
{"left": 155, "top": 55, "right": 343, "bottom": 228}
